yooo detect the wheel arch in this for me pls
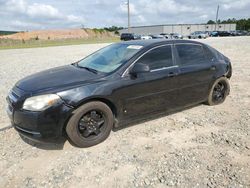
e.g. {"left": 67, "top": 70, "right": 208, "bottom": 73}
{"left": 62, "top": 97, "right": 118, "bottom": 135}
{"left": 75, "top": 97, "right": 118, "bottom": 119}
{"left": 209, "top": 75, "right": 227, "bottom": 91}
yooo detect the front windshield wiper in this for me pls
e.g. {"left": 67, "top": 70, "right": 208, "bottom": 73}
{"left": 74, "top": 63, "right": 98, "bottom": 74}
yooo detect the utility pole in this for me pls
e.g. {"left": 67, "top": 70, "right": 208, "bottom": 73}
{"left": 127, "top": 0, "right": 131, "bottom": 33}
{"left": 215, "top": 5, "right": 220, "bottom": 31}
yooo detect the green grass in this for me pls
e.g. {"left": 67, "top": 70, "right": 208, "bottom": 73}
{"left": 0, "top": 30, "right": 19, "bottom": 36}
{"left": 0, "top": 37, "right": 120, "bottom": 50}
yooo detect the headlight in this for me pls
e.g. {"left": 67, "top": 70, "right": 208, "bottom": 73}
{"left": 23, "top": 94, "right": 61, "bottom": 111}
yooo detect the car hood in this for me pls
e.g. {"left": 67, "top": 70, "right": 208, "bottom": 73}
{"left": 16, "top": 65, "right": 103, "bottom": 93}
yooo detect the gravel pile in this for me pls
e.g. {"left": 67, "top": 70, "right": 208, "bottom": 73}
{"left": 0, "top": 37, "right": 249, "bottom": 187}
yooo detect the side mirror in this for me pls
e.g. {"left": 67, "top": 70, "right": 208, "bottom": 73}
{"left": 129, "top": 63, "right": 150, "bottom": 75}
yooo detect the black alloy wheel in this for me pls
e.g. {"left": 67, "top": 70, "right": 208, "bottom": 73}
{"left": 207, "top": 77, "right": 230, "bottom": 106}
{"left": 66, "top": 101, "right": 114, "bottom": 147}
{"left": 78, "top": 110, "right": 105, "bottom": 139}
{"left": 212, "top": 82, "right": 227, "bottom": 103}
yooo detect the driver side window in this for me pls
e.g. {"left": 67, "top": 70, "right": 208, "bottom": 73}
{"left": 136, "top": 45, "right": 173, "bottom": 70}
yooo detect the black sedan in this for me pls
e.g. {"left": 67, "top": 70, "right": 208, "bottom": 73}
{"left": 211, "top": 31, "right": 231, "bottom": 37}
{"left": 6, "top": 40, "right": 232, "bottom": 147}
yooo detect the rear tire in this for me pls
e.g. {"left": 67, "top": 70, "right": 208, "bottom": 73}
{"left": 66, "top": 101, "right": 114, "bottom": 147}
{"left": 206, "top": 77, "right": 230, "bottom": 106}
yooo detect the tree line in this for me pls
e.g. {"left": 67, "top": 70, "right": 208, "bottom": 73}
{"left": 0, "top": 31, "right": 19, "bottom": 36}
{"left": 207, "top": 18, "right": 250, "bottom": 31}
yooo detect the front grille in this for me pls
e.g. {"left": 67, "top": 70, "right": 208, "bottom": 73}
{"left": 7, "top": 88, "right": 22, "bottom": 110}
{"left": 7, "top": 87, "right": 28, "bottom": 110}
{"left": 8, "top": 105, "right": 13, "bottom": 112}
{"left": 15, "top": 125, "right": 41, "bottom": 136}
{"left": 11, "top": 90, "right": 19, "bottom": 99}
{"left": 8, "top": 91, "right": 19, "bottom": 103}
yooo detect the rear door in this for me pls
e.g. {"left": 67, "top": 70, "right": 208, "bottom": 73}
{"left": 174, "top": 43, "right": 215, "bottom": 106}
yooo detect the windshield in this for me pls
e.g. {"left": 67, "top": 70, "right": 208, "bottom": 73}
{"left": 77, "top": 43, "right": 142, "bottom": 73}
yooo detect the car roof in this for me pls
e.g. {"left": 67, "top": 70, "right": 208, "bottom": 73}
{"left": 119, "top": 39, "right": 204, "bottom": 48}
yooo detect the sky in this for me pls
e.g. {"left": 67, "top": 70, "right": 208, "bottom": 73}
{"left": 0, "top": 0, "right": 250, "bottom": 31}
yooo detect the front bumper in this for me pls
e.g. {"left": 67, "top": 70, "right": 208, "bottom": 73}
{"left": 7, "top": 100, "right": 74, "bottom": 143}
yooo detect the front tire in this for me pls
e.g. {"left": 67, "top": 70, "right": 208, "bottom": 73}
{"left": 206, "top": 77, "right": 230, "bottom": 106}
{"left": 66, "top": 101, "right": 114, "bottom": 147}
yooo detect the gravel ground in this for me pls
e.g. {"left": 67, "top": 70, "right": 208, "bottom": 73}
{"left": 0, "top": 37, "right": 249, "bottom": 188}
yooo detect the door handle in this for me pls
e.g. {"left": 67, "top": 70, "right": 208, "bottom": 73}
{"left": 168, "top": 72, "right": 177, "bottom": 77}
{"left": 210, "top": 65, "right": 216, "bottom": 70}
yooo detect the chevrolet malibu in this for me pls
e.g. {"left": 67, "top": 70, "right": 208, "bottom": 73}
{"left": 6, "top": 40, "right": 232, "bottom": 147}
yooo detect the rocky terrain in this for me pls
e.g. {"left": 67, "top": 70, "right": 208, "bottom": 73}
{"left": 0, "top": 37, "right": 249, "bottom": 188}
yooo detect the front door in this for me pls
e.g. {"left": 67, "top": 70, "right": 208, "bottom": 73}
{"left": 114, "top": 44, "right": 181, "bottom": 119}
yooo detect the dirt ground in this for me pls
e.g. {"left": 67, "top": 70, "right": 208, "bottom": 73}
{"left": 0, "top": 37, "right": 249, "bottom": 188}
{"left": 0, "top": 29, "right": 114, "bottom": 40}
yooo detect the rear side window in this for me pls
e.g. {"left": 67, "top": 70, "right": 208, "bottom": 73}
{"left": 137, "top": 45, "right": 173, "bottom": 70}
{"left": 208, "top": 46, "right": 226, "bottom": 60}
{"left": 204, "top": 46, "right": 215, "bottom": 61}
{"left": 176, "top": 44, "right": 206, "bottom": 66}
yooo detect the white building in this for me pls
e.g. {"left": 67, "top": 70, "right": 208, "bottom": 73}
{"left": 119, "top": 24, "right": 236, "bottom": 36}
